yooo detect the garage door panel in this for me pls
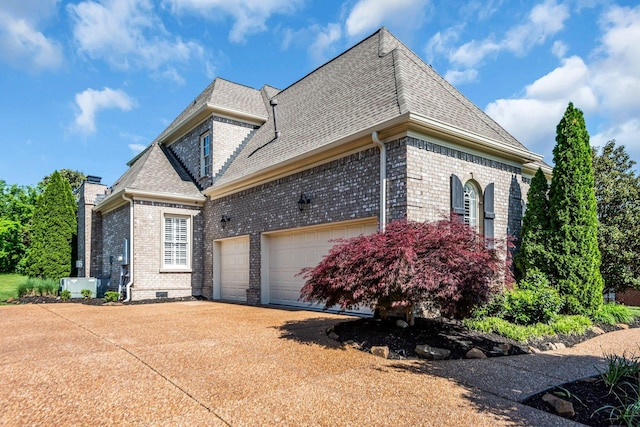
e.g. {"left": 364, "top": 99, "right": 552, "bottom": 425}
{"left": 220, "top": 236, "right": 250, "bottom": 302}
{"left": 268, "top": 221, "right": 377, "bottom": 312}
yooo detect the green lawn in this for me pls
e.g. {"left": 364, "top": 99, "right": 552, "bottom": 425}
{"left": 0, "top": 273, "right": 27, "bottom": 301}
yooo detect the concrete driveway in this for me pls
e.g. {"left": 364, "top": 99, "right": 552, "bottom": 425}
{"left": 0, "top": 301, "right": 584, "bottom": 426}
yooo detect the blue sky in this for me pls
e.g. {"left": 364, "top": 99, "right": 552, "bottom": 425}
{"left": 1, "top": 0, "right": 639, "bottom": 187}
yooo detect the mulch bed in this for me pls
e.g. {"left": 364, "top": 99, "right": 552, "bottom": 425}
{"left": 333, "top": 316, "right": 530, "bottom": 359}
{"left": 9, "top": 295, "right": 201, "bottom": 306}
{"left": 523, "top": 375, "right": 639, "bottom": 426}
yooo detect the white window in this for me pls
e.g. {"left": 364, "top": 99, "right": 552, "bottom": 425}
{"left": 200, "top": 132, "right": 211, "bottom": 177}
{"left": 163, "top": 215, "right": 190, "bottom": 269}
{"left": 464, "top": 182, "right": 479, "bottom": 230}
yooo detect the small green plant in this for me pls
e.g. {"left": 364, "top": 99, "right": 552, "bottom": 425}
{"left": 593, "top": 303, "right": 637, "bottom": 325}
{"left": 473, "top": 269, "right": 563, "bottom": 325}
{"left": 597, "top": 352, "right": 640, "bottom": 394}
{"left": 464, "top": 314, "right": 592, "bottom": 342}
{"left": 17, "top": 278, "right": 59, "bottom": 297}
{"left": 60, "top": 289, "right": 71, "bottom": 301}
{"left": 80, "top": 289, "right": 92, "bottom": 299}
{"left": 104, "top": 291, "right": 120, "bottom": 302}
{"left": 595, "top": 381, "right": 640, "bottom": 426}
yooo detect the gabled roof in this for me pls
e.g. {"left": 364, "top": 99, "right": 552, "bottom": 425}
{"left": 155, "top": 78, "right": 268, "bottom": 145}
{"left": 210, "top": 28, "right": 540, "bottom": 191}
{"left": 95, "top": 143, "right": 204, "bottom": 211}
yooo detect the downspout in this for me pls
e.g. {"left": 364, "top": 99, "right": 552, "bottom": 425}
{"left": 372, "top": 132, "right": 387, "bottom": 231}
{"left": 122, "top": 193, "right": 134, "bottom": 302}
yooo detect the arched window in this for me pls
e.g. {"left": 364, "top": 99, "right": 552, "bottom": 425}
{"left": 464, "top": 182, "right": 479, "bottom": 230}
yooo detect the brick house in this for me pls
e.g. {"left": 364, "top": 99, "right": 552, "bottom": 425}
{"left": 78, "top": 28, "right": 549, "bottom": 305}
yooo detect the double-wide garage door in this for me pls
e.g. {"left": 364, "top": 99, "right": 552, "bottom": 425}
{"left": 216, "top": 219, "right": 377, "bottom": 309}
{"left": 267, "top": 220, "right": 377, "bottom": 309}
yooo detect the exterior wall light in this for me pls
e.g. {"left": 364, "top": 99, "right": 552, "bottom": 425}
{"left": 298, "top": 193, "right": 311, "bottom": 211}
{"left": 220, "top": 215, "right": 231, "bottom": 228}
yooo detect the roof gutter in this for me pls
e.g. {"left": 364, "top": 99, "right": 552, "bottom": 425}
{"left": 371, "top": 132, "right": 387, "bottom": 231}
{"left": 122, "top": 193, "right": 134, "bottom": 303}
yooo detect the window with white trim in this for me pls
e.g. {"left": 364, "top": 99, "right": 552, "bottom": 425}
{"left": 163, "top": 215, "right": 190, "bottom": 269}
{"left": 464, "top": 182, "right": 479, "bottom": 230}
{"left": 200, "top": 131, "right": 211, "bottom": 177}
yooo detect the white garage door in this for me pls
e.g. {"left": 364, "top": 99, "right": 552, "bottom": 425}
{"left": 220, "top": 236, "right": 250, "bottom": 302}
{"left": 267, "top": 220, "right": 377, "bottom": 310}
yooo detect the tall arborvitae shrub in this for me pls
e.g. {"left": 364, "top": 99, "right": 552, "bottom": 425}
{"left": 514, "top": 168, "right": 550, "bottom": 281}
{"left": 23, "top": 171, "right": 77, "bottom": 280}
{"left": 548, "top": 103, "right": 603, "bottom": 314}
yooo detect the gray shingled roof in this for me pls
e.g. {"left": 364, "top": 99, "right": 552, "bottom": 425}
{"left": 213, "top": 28, "right": 534, "bottom": 188}
{"left": 154, "top": 78, "right": 268, "bottom": 145}
{"left": 98, "top": 143, "right": 203, "bottom": 207}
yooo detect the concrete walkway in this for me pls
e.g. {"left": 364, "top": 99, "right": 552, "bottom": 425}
{"left": 1, "top": 301, "right": 636, "bottom": 426}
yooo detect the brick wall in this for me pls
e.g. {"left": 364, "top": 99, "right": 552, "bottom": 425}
{"left": 404, "top": 136, "right": 529, "bottom": 239}
{"left": 99, "top": 204, "right": 130, "bottom": 290}
{"left": 168, "top": 115, "right": 258, "bottom": 190}
{"left": 202, "top": 136, "right": 530, "bottom": 304}
{"left": 77, "top": 182, "right": 107, "bottom": 277}
{"left": 203, "top": 147, "right": 382, "bottom": 299}
{"left": 130, "top": 201, "right": 203, "bottom": 301}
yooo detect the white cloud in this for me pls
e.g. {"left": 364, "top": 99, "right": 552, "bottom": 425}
{"left": 461, "top": 0, "right": 504, "bottom": 21}
{"left": 165, "top": 0, "right": 302, "bottom": 43}
{"left": 74, "top": 87, "right": 136, "bottom": 135}
{"left": 444, "top": 69, "right": 478, "bottom": 85}
{"left": 447, "top": 0, "right": 569, "bottom": 68}
{"left": 485, "top": 4, "right": 640, "bottom": 164}
{"left": 425, "top": 25, "right": 462, "bottom": 64}
{"left": 450, "top": 39, "right": 501, "bottom": 68}
{"left": 590, "top": 5, "right": 640, "bottom": 117}
{"left": 551, "top": 40, "right": 568, "bottom": 58}
{"left": 345, "top": 0, "right": 430, "bottom": 38}
{"left": 486, "top": 56, "right": 597, "bottom": 158}
{"left": 128, "top": 143, "right": 147, "bottom": 154}
{"left": 0, "top": 1, "right": 63, "bottom": 71}
{"left": 503, "top": 0, "right": 569, "bottom": 55}
{"left": 68, "top": 0, "right": 202, "bottom": 73}
{"left": 308, "top": 23, "right": 342, "bottom": 63}
{"left": 486, "top": 97, "right": 566, "bottom": 157}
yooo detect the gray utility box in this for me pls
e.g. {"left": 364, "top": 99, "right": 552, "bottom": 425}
{"left": 60, "top": 278, "right": 100, "bottom": 299}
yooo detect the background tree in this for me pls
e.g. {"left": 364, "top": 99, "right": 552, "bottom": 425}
{"left": 0, "top": 181, "right": 38, "bottom": 272}
{"left": 299, "top": 220, "right": 508, "bottom": 322}
{"left": 547, "top": 102, "right": 603, "bottom": 315}
{"left": 514, "top": 168, "right": 550, "bottom": 281}
{"left": 23, "top": 171, "right": 77, "bottom": 280}
{"left": 39, "top": 169, "right": 86, "bottom": 195}
{"left": 592, "top": 140, "right": 640, "bottom": 293}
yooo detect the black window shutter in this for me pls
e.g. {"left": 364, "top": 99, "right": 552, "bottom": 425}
{"left": 484, "top": 183, "right": 495, "bottom": 246}
{"left": 450, "top": 174, "right": 464, "bottom": 216}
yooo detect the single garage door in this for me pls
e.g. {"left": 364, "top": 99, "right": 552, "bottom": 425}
{"left": 267, "top": 220, "right": 377, "bottom": 309}
{"left": 219, "top": 236, "right": 250, "bottom": 302}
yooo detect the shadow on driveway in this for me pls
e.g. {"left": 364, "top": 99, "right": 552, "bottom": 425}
{"left": 274, "top": 316, "right": 347, "bottom": 348}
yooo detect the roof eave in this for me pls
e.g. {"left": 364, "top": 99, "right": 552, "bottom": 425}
{"left": 95, "top": 188, "right": 205, "bottom": 213}
{"left": 126, "top": 189, "right": 206, "bottom": 205}
{"left": 523, "top": 162, "right": 553, "bottom": 178}
{"left": 407, "top": 113, "right": 543, "bottom": 164}
{"left": 159, "top": 103, "right": 267, "bottom": 146}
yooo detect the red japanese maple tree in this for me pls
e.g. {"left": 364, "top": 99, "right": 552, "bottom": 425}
{"left": 299, "top": 219, "right": 510, "bottom": 322}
